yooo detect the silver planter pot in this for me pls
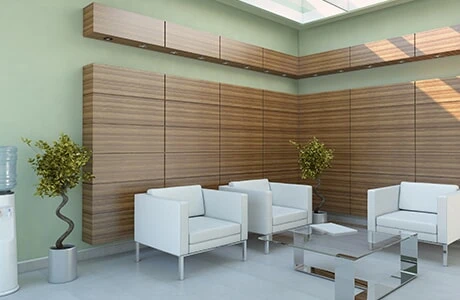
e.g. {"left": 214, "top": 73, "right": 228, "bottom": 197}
{"left": 48, "top": 245, "right": 77, "bottom": 284}
{"left": 313, "top": 211, "right": 328, "bottom": 224}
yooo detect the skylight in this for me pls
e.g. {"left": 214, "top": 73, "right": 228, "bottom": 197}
{"left": 239, "top": 0, "right": 396, "bottom": 24}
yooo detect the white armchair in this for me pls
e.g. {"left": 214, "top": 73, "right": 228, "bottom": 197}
{"left": 219, "top": 179, "right": 312, "bottom": 254}
{"left": 368, "top": 181, "right": 460, "bottom": 266}
{"left": 135, "top": 185, "right": 248, "bottom": 280}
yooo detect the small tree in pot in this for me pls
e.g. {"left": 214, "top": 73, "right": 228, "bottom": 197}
{"left": 290, "top": 137, "right": 333, "bottom": 223}
{"left": 23, "top": 134, "right": 92, "bottom": 283}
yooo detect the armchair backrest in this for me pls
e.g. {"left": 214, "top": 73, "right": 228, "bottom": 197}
{"left": 399, "top": 181, "right": 459, "bottom": 213}
{"left": 229, "top": 179, "right": 270, "bottom": 191}
{"left": 147, "top": 185, "right": 204, "bottom": 217}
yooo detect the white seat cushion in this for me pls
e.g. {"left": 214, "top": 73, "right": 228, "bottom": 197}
{"left": 399, "top": 181, "right": 458, "bottom": 213}
{"left": 189, "top": 216, "right": 240, "bottom": 244}
{"left": 147, "top": 185, "right": 204, "bottom": 217}
{"left": 229, "top": 179, "right": 270, "bottom": 191}
{"left": 377, "top": 210, "right": 437, "bottom": 234}
{"left": 272, "top": 205, "right": 307, "bottom": 226}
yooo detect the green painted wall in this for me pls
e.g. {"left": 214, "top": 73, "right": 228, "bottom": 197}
{"left": 0, "top": 0, "right": 297, "bottom": 261}
{"left": 298, "top": 0, "right": 460, "bottom": 93}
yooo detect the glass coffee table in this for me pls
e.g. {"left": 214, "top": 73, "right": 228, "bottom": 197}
{"left": 260, "top": 225, "right": 417, "bottom": 300}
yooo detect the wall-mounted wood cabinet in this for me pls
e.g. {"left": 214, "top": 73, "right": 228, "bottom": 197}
{"left": 220, "top": 37, "right": 263, "bottom": 70}
{"left": 165, "top": 22, "right": 220, "bottom": 60}
{"left": 298, "top": 48, "right": 350, "bottom": 76}
{"left": 263, "top": 49, "right": 298, "bottom": 77}
{"left": 415, "top": 25, "right": 460, "bottom": 57}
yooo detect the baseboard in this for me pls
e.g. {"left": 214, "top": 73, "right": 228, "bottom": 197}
{"left": 18, "top": 240, "right": 141, "bottom": 273}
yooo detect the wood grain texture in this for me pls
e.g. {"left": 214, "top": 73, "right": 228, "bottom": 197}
{"left": 166, "top": 127, "right": 219, "bottom": 153}
{"left": 220, "top": 152, "right": 263, "bottom": 175}
{"left": 165, "top": 22, "right": 219, "bottom": 59}
{"left": 221, "top": 84, "right": 263, "bottom": 109}
{"left": 221, "top": 106, "right": 263, "bottom": 130}
{"left": 264, "top": 110, "right": 298, "bottom": 131}
{"left": 84, "top": 124, "right": 164, "bottom": 154}
{"left": 414, "top": 176, "right": 460, "bottom": 186}
{"left": 299, "top": 90, "right": 350, "bottom": 130}
{"left": 83, "top": 64, "right": 164, "bottom": 99}
{"left": 165, "top": 176, "right": 220, "bottom": 189}
{"left": 166, "top": 76, "right": 219, "bottom": 105}
{"left": 298, "top": 130, "right": 349, "bottom": 152}
{"left": 351, "top": 34, "right": 415, "bottom": 67}
{"left": 416, "top": 154, "right": 460, "bottom": 179}
{"left": 263, "top": 151, "right": 298, "bottom": 173}
{"left": 263, "top": 49, "right": 298, "bottom": 76}
{"left": 83, "top": 210, "right": 134, "bottom": 244}
{"left": 350, "top": 173, "right": 415, "bottom": 216}
{"left": 264, "top": 90, "right": 298, "bottom": 113}
{"left": 351, "top": 83, "right": 414, "bottom": 130}
{"left": 83, "top": 180, "right": 163, "bottom": 215}
{"left": 351, "top": 128, "right": 414, "bottom": 153}
{"left": 83, "top": 3, "right": 164, "bottom": 48}
{"left": 221, "top": 129, "right": 263, "bottom": 152}
{"left": 89, "top": 153, "right": 164, "bottom": 184}
{"left": 351, "top": 151, "right": 415, "bottom": 175}
{"left": 220, "top": 37, "right": 263, "bottom": 69}
{"left": 298, "top": 48, "right": 350, "bottom": 76}
{"left": 416, "top": 127, "right": 460, "bottom": 153}
{"left": 264, "top": 130, "right": 298, "bottom": 152}
{"left": 166, "top": 153, "right": 219, "bottom": 179}
{"left": 166, "top": 101, "right": 219, "bottom": 129}
{"left": 416, "top": 25, "right": 460, "bottom": 56}
{"left": 264, "top": 170, "right": 301, "bottom": 184}
{"left": 83, "top": 94, "right": 164, "bottom": 126}
{"left": 220, "top": 172, "right": 264, "bottom": 185}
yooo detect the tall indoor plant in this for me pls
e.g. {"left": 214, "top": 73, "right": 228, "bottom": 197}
{"left": 23, "top": 134, "right": 92, "bottom": 283}
{"left": 291, "top": 137, "right": 333, "bottom": 223}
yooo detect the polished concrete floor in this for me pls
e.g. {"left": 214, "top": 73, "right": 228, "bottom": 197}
{"left": 4, "top": 236, "right": 460, "bottom": 300}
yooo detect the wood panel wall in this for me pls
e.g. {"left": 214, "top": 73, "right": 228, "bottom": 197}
{"left": 300, "top": 77, "right": 460, "bottom": 217}
{"left": 83, "top": 64, "right": 299, "bottom": 244}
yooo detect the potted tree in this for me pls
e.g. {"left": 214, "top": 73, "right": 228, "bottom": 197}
{"left": 291, "top": 137, "right": 334, "bottom": 224}
{"left": 23, "top": 134, "right": 92, "bottom": 283}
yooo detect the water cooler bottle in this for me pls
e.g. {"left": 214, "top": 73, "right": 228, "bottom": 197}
{"left": 0, "top": 146, "right": 19, "bottom": 296}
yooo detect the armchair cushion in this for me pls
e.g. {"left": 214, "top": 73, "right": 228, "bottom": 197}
{"left": 229, "top": 179, "right": 270, "bottom": 191}
{"left": 272, "top": 205, "right": 308, "bottom": 226}
{"left": 399, "top": 181, "right": 458, "bottom": 213}
{"left": 377, "top": 210, "right": 437, "bottom": 234}
{"left": 147, "top": 185, "right": 204, "bottom": 217}
{"left": 188, "top": 216, "right": 240, "bottom": 244}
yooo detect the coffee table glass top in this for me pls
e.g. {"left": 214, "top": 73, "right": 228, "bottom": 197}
{"left": 260, "top": 225, "right": 415, "bottom": 260}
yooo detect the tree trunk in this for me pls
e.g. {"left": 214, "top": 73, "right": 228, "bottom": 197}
{"left": 55, "top": 192, "right": 74, "bottom": 249}
{"left": 313, "top": 178, "right": 326, "bottom": 213}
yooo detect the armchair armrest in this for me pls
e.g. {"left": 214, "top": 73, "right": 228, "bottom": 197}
{"left": 202, "top": 189, "right": 248, "bottom": 240}
{"left": 269, "top": 182, "right": 312, "bottom": 224}
{"left": 219, "top": 185, "right": 273, "bottom": 235}
{"left": 438, "top": 191, "right": 460, "bottom": 245}
{"left": 367, "top": 185, "right": 400, "bottom": 231}
{"left": 134, "top": 193, "right": 188, "bottom": 256}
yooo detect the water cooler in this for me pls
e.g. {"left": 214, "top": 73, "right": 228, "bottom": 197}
{"left": 0, "top": 146, "right": 19, "bottom": 296}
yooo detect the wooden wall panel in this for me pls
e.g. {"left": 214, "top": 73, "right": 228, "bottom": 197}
{"left": 264, "top": 91, "right": 298, "bottom": 113}
{"left": 83, "top": 210, "right": 135, "bottom": 245}
{"left": 90, "top": 153, "right": 164, "bottom": 184}
{"left": 220, "top": 152, "right": 263, "bottom": 175}
{"left": 166, "top": 76, "right": 219, "bottom": 105}
{"left": 264, "top": 152, "right": 298, "bottom": 173}
{"left": 84, "top": 124, "right": 164, "bottom": 153}
{"left": 165, "top": 176, "right": 219, "bottom": 190}
{"left": 221, "top": 37, "right": 263, "bottom": 69}
{"left": 351, "top": 34, "right": 415, "bottom": 67}
{"left": 165, "top": 22, "right": 219, "bottom": 59}
{"left": 83, "top": 94, "right": 164, "bottom": 126}
{"left": 166, "top": 153, "right": 219, "bottom": 178}
{"left": 221, "top": 129, "right": 263, "bottom": 152}
{"left": 220, "top": 173, "right": 264, "bottom": 185}
{"left": 264, "top": 130, "right": 298, "bottom": 153}
{"left": 416, "top": 25, "right": 460, "bottom": 57}
{"left": 83, "top": 64, "right": 164, "bottom": 99}
{"left": 221, "top": 106, "right": 263, "bottom": 130}
{"left": 166, "top": 127, "right": 219, "bottom": 153}
{"left": 298, "top": 48, "right": 349, "bottom": 76}
{"left": 221, "top": 84, "right": 263, "bottom": 109}
{"left": 83, "top": 3, "right": 164, "bottom": 49}
{"left": 264, "top": 110, "right": 298, "bottom": 131}
{"left": 263, "top": 49, "right": 298, "bottom": 76}
{"left": 264, "top": 170, "right": 301, "bottom": 184}
{"left": 166, "top": 102, "right": 219, "bottom": 128}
